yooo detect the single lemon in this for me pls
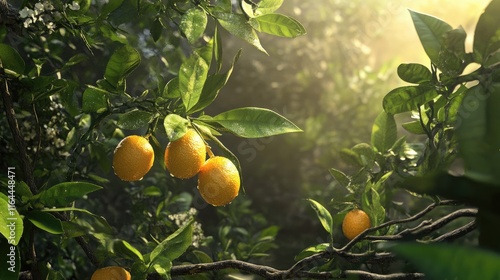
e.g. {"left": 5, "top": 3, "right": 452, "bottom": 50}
{"left": 198, "top": 156, "right": 240, "bottom": 206}
{"left": 91, "top": 266, "right": 131, "bottom": 280}
{"left": 164, "top": 129, "right": 206, "bottom": 179}
{"left": 113, "top": 135, "right": 154, "bottom": 181}
{"left": 342, "top": 208, "right": 371, "bottom": 240}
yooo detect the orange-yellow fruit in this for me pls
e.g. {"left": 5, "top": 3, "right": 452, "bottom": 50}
{"left": 91, "top": 266, "right": 131, "bottom": 280}
{"left": 113, "top": 135, "right": 154, "bottom": 181}
{"left": 164, "top": 129, "right": 206, "bottom": 179}
{"left": 342, "top": 208, "right": 371, "bottom": 240}
{"left": 197, "top": 156, "right": 240, "bottom": 206}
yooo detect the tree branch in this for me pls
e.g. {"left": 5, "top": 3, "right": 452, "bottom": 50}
{"left": 165, "top": 201, "right": 477, "bottom": 279}
{"left": 1, "top": 77, "right": 38, "bottom": 194}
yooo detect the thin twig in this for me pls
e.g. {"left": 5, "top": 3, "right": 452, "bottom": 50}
{"left": 1, "top": 77, "right": 37, "bottom": 193}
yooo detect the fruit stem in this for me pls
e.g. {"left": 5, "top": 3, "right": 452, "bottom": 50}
{"left": 206, "top": 145, "right": 215, "bottom": 158}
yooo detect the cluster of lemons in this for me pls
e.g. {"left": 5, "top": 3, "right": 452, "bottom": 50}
{"left": 112, "top": 128, "right": 240, "bottom": 207}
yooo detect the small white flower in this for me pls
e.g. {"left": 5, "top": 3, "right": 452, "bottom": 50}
{"left": 35, "top": 2, "right": 45, "bottom": 13}
{"left": 23, "top": 18, "right": 33, "bottom": 28}
{"left": 19, "top": 7, "right": 34, "bottom": 19}
{"left": 67, "top": 1, "right": 80, "bottom": 11}
{"left": 43, "top": 1, "right": 54, "bottom": 10}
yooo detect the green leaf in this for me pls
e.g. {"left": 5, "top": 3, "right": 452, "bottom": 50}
{"left": 473, "top": 0, "right": 500, "bottom": 65}
{"left": 180, "top": 8, "right": 208, "bottom": 44}
{"left": 402, "top": 120, "right": 426, "bottom": 134}
{"left": 36, "top": 182, "right": 102, "bottom": 207}
{"left": 206, "top": 107, "right": 302, "bottom": 138}
{"left": 307, "top": 199, "right": 333, "bottom": 235}
{"left": 250, "top": 14, "right": 306, "bottom": 38}
{"left": 0, "top": 44, "right": 25, "bottom": 74}
{"left": 329, "top": 168, "right": 351, "bottom": 189}
{"left": 0, "top": 238, "right": 20, "bottom": 279}
{"left": 214, "top": 24, "right": 223, "bottom": 73}
{"left": 371, "top": 111, "right": 397, "bottom": 153}
{"left": 195, "top": 38, "right": 213, "bottom": 70}
{"left": 82, "top": 86, "right": 109, "bottom": 113}
{"left": 163, "top": 77, "right": 181, "bottom": 98}
{"left": 188, "top": 50, "right": 241, "bottom": 114}
{"left": 352, "top": 143, "right": 376, "bottom": 167}
{"left": 391, "top": 243, "right": 500, "bottom": 280}
{"left": 456, "top": 84, "right": 500, "bottom": 184}
{"left": 117, "top": 110, "right": 154, "bottom": 130}
{"left": 254, "top": 0, "right": 284, "bottom": 17}
{"left": 151, "top": 18, "right": 164, "bottom": 42}
{"left": 179, "top": 53, "right": 209, "bottom": 112}
{"left": 114, "top": 239, "right": 144, "bottom": 262}
{"left": 0, "top": 194, "right": 23, "bottom": 246}
{"left": 397, "top": 63, "right": 432, "bottom": 84}
{"left": 240, "top": 0, "right": 256, "bottom": 18}
{"left": 294, "top": 243, "right": 329, "bottom": 261}
{"left": 100, "top": 0, "right": 125, "bottom": 18}
{"left": 409, "top": 10, "right": 453, "bottom": 65}
{"left": 25, "top": 211, "right": 63, "bottom": 234}
{"left": 104, "top": 45, "right": 141, "bottom": 88}
{"left": 215, "top": 12, "right": 268, "bottom": 54}
{"left": 383, "top": 85, "right": 438, "bottom": 114}
{"left": 163, "top": 114, "right": 188, "bottom": 142}
{"left": 149, "top": 219, "right": 194, "bottom": 265}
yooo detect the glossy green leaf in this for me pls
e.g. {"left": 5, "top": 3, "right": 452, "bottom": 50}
{"left": 0, "top": 44, "right": 25, "bottom": 74}
{"left": 383, "top": 85, "right": 438, "bottom": 114}
{"left": 0, "top": 194, "right": 23, "bottom": 246}
{"left": 180, "top": 8, "right": 208, "bottom": 44}
{"left": 371, "top": 111, "right": 397, "bottom": 153}
{"left": 443, "top": 27, "right": 467, "bottom": 57}
{"left": 397, "top": 63, "right": 432, "bottom": 84}
{"left": 402, "top": 120, "right": 426, "bottom": 134}
{"left": 307, "top": 199, "right": 333, "bottom": 235}
{"left": 215, "top": 12, "right": 268, "bottom": 54}
{"left": 113, "top": 239, "right": 144, "bottom": 262}
{"left": 117, "top": 110, "right": 154, "bottom": 130}
{"left": 329, "top": 168, "right": 351, "bottom": 189}
{"left": 241, "top": 0, "right": 256, "bottom": 18}
{"left": 179, "top": 53, "right": 209, "bottom": 112}
{"left": 473, "top": 0, "right": 500, "bottom": 65}
{"left": 82, "top": 86, "right": 109, "bottom": 113}
{"left": 196, "top": 38, "right": 213, "bottom": 69}
{"left": 163, "top": 114, "right": 188, "bottom": 142}
{"left": 410, "top": 10, "right": 453, "bottom": 65}
{"left": 104, "top": 45, "right": 141, "bottom": 88}
{"left": 188, "top": 50, "right": 241, "bottom": 114}
{"left": 456, "top": 84, "right": 500, "bottom": 184}
{"left": 250, "top": 14, "right": 306, "bottom": 38}
{"left": 25, "top": 210, "right": 63, "bottom": 234}
{"left": 294, "top": 243, "right": 329, "bottom": 261}
{"left": 391, "top": 243, "right": 500, "bottom": 280}
{"left": 0, "top": 238, "right": 19, "bottom": 279}
{"left": 207, "top": 107, "right": 302, "bottom": 138}
{"left": 149, "top": 219, "right": 194, "bottom": 265}
{"left": 254, "top": 0, "right": 284, "bottom": 17}
{"left": 163, "top": 77, "right": 181, "bottom": 98}
{"left": 352, "top": 143, "right": 376, "bottom": 167}
{"left": 36, "top": 182, "right": 102, "bottom": 207}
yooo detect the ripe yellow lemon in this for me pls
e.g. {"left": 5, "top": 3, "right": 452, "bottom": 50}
{"left": 91, "top": 266, "right": 131, "bottom": 280}
{"left": 164, "top": 129, "right": 206, "bottom": 179}
{"left": 113, "top": 135, "right": 154, "bottom": 181}
{"left": 198, "top": 156, "right": 240, "bottom": 206}
{"left": 342, "top": 208, "right": 371, "bottom": 240}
